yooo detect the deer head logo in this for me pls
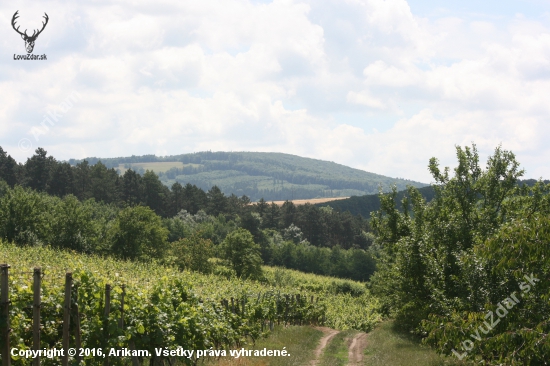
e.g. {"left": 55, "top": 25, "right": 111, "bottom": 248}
{"left": 12, "top": 11, "right": 49, "bottom": 54}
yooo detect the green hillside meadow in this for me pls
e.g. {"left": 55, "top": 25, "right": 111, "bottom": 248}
{"left": 68, "top": 151, "right": 426, "bottom": 201}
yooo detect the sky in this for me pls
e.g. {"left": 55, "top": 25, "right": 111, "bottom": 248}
{"left": 1, "top": 0, "right": 550, "bottom": 183}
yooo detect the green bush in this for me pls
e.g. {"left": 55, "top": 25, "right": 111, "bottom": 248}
{"left": 220, "top": 228, "right": 263, "bottom": 279}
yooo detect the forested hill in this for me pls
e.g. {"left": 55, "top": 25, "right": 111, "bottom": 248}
{"left": 316, "top": 186, "right": 436, "bottom": 217}
{"left": 317, "top": 178, "right": 549, "bottom": 218}
{"left": 68, "top": 151, "right": 427, "bottom": 201}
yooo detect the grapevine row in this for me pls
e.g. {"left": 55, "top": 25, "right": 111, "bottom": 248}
{"left": 0, "top": 265, "right": 326, "bottom": 366}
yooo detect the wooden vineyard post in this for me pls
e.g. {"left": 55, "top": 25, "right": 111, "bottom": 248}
{"left": 119, "top": 286, "right": 140, "bottom": 366}
{"left": 33, "top": 268, "right": 41, "bottom": 366}
{"left": 296, "top": 294, "right": 301, "bottom": 326}
{"left": 322, "top": 297, "right": 325, "bottom": 324}
{"left": 62, "top": 272, "right": 72, "bottom": 366}
{"left": 269, "top": 305, "right": 274, "bottom": 332}
{"left": 231, "top": 298, "right": 234, "bottom": 313}
{"left": 1, "top": 264, "right": 11, "bottom": 366}
{"left": 104, "top": 284, "right": 111, "bottom": 366}
{"left": 284, "top": 295, "right": 289, "bottom": 326}
{"left": 292, "top": 295, "right": 296, "bottom": 326}
{"left": 119, "top": 285, "right": 125, "bottom": 329}
{"left": 72, "top": 304, "right": 82, "bottom": 365}
{"left": 310, "top": 296, "right": 314, "bottom": 325}
{"left": 276, "top": 293, "right": 280, "bottom": 326}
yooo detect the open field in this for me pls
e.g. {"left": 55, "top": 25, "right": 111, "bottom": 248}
{"left": 262, "top": 197, "right": 350, "bottom": 206}
{"left": 117, "top": 161, "right": 189, "bottom": 173}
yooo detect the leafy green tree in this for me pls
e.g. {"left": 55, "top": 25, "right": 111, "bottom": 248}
{"left": 369, "top": 143, "right": 550, "bottom": 352}
{"left": 423, "top": 213, "right": 550, "bottom": 365}
{"left": 221, "top": 228, "right": 263, "bottom": 279}
{"left": 48, "top": 195, "right": 96, "bottom": 252}
{"left": 0, "top": 186, "right": 53, "bottom": 246}
{"left": 109, "top": 206, "right": 168, "bottom": 261}
{"left": 168, "top": 232, "right": 214, "bottom": 273}
{"left": 282, "top": 224, "right": 303, "bottom": 244}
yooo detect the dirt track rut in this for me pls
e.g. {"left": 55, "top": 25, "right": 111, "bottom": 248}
{"left": 347, "top": 332, "right": 368, "bottom": 365}
{"left": 309, "top": 327, "right": 340, "bottom": 365}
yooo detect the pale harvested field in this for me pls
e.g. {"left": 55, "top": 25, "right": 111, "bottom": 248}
{"left": 267, "top": 197, "right": 349, "bottom": 206}
{"left": 117, "top": 161, "right": 187, "bottom": 173}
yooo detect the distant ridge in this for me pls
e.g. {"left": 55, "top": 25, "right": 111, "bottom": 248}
{"left": 68, "top": 151, "right": 427, "bottom": 201}
{"left": 315, "top": 178, "right": 549, "bottom": 218}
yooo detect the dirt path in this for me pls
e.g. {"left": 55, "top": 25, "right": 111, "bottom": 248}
{"left": 347, "top": 332, "right": 368, "bottom": 366}
{"left": 309, "top": 327, "right": 340, "bottom": 365}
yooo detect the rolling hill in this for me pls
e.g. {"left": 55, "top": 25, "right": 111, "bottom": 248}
{"left": 314, "top": 178, "right": 549, "bottom": 218}
{"left": 68, "top": 151, "right": 427, "bottom": 201}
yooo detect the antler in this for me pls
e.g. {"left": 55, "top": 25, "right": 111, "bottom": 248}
{"left": 33, "top": 13, "right": 49, "bottom": 38}
{"left": 11, "top": 10, "right": 27, "bottom": 37}
{"left": 11, "top": 11, "right": 49, "bottom": 39}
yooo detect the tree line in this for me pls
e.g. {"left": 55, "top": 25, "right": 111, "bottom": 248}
{"left": 0, "top": 146, "right": 376, "bottom": 282}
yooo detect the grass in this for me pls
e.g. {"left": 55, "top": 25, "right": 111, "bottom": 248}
{"left": 117, "top": 161, "right": 186, "bottom": 173}
{"left": 364, "top": 321, "right": 472, "bottom": 366}
{"left": 200, "top": 325, "right": 323, "bottom": 366}
{"left": 319, "top": 330, "right": 358, "bottom": 366}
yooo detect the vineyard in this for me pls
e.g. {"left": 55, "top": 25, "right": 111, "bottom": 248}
{"left": 0, "top": 242, "right": 381, "bottom": 365}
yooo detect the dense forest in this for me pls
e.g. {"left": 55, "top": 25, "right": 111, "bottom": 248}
{"left": 320, "top": 178, "right": 549, "bottom": 217}
{"left": 0, "top": 146, "right": 376, "bottom": 282}
{"left": 67, "top": 151, "right": 426, "bottom": 201}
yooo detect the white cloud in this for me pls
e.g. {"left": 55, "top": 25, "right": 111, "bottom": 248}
{"left": 1, "top": 0, "right": 549, "bottom": 183}
{"left": 346, "top": 90, "right": 386, "bottom": 109}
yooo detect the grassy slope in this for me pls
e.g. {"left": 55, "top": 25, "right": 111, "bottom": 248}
{"left": 69, "top": 151, "right": 427, "bottom": 201}
{"left": 363, "top": 321, "right": 471, "bottom": 366}
{"left": 200, "top": 326, "right": 323, "bottom": 366}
